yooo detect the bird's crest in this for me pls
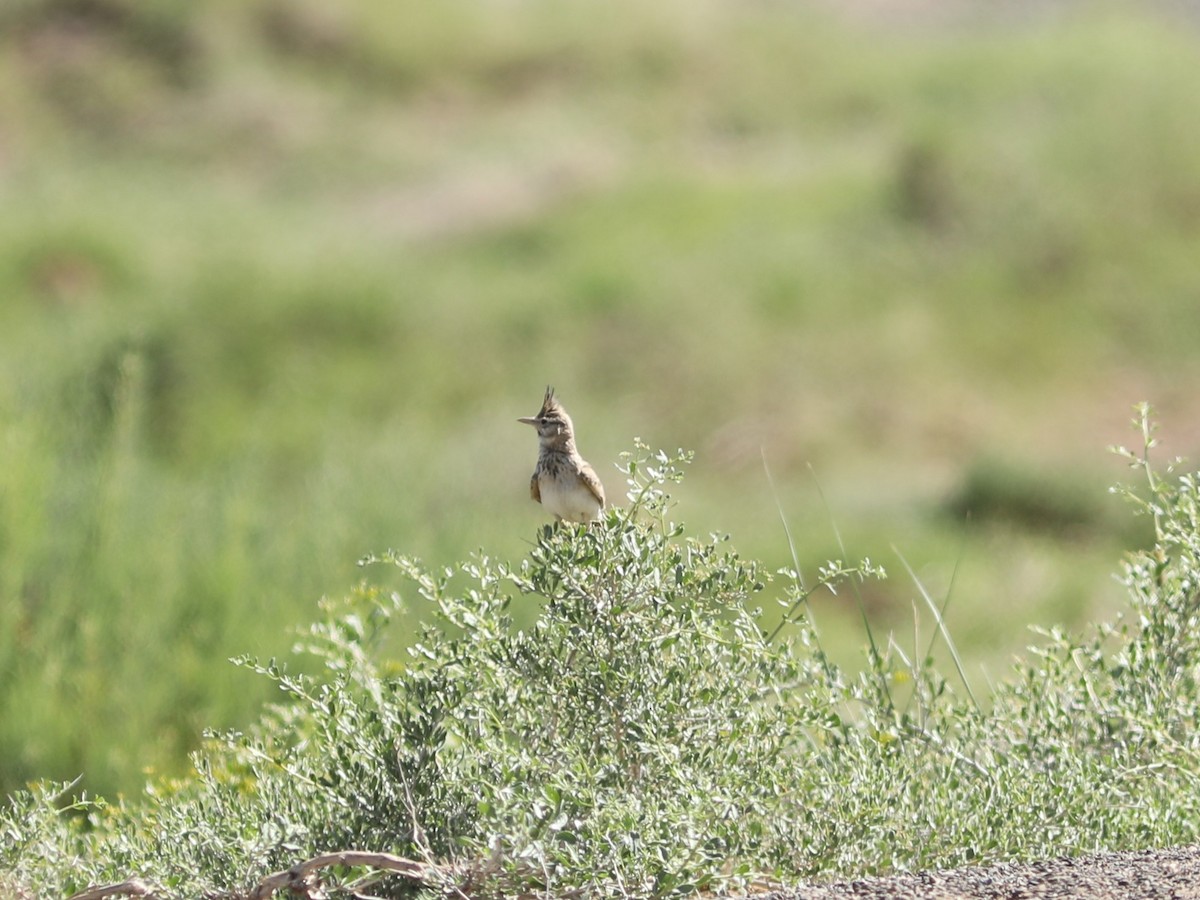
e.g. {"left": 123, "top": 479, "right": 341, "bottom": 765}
{"left": 539, "top": 385, "right": 564, "bottom": 418}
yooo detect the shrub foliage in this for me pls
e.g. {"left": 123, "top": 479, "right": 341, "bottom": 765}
{"left": 4, "top": 412, "right": 1200, "bottom": 898}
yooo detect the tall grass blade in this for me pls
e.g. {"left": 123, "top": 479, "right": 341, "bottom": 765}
{"left": 760, "top": 448, "right": 827, "bottom": 653}
{"left": 808, "top": 463, "right": 892, "bottom": 712}
{"left": 893, "top": 544, "right": 980, "bottom": 712}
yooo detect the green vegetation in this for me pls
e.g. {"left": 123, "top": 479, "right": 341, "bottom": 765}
{"left": 4, "top": 0, "right": 1200, "bottom": 808}
{"left": 4, "top": 420, "right": 1200, "bottom": 898}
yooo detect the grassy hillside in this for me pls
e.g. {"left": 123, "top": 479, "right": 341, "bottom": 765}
{"left": 2, "top": 0, "right": 1200, "bottom": 798}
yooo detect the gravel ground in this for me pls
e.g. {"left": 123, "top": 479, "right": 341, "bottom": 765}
{"left": 761, "top": 846, "right": 1200, "bottom": 899}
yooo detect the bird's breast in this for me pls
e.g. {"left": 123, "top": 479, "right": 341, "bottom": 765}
{"left": 538, "top": 470, "right": 603, "bottom": 523}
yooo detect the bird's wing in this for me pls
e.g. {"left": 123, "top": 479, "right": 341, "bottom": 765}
{"left": 579, "top": 461, "right": 606, "bottom": 508}
{"left": 530, "top": 472, "right": 542, "bottom": 504}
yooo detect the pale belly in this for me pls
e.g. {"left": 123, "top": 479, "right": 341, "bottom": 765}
{"left": 539, "top": 474, "right": 603, "bottom": 523}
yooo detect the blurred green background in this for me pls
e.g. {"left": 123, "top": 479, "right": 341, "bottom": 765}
{"left": 3, "top": 0, "right": 1200, "bottom": 800}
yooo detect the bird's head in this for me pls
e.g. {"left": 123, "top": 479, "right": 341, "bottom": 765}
{"left": 518, "top": 386, "right": 575, "bottom": 446}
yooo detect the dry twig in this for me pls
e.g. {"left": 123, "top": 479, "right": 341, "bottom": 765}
{"left": 65, "top": 851, "right": 438, "bottom": 900}
{"left": 67, "top": 879, "right": 157, "bottom": 900}
{"left": 246, "top": 851, "right": 435, "bottom": 900}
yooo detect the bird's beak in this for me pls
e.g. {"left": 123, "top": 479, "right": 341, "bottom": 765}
{"left": 517, "top": 416, "right": 538, "bottom": 426}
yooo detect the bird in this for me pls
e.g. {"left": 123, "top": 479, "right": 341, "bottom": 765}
{"left": 518, "top": 386, "right": 606, "bottom": 523}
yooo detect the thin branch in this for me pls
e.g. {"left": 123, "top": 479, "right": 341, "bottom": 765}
{"left": 67, "top": 880, "right": 157, "bottom": 900}
{"left": 247, "top": 852, "right": 435, "bottom": 900}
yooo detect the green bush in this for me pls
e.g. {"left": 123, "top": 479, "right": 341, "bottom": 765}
{"left": 5, "top": 412, "right": 1200, "bottom": 898}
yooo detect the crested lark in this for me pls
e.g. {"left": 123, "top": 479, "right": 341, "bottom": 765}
{"left": 518, "top": 386, "right": 606, "bottom": 523}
